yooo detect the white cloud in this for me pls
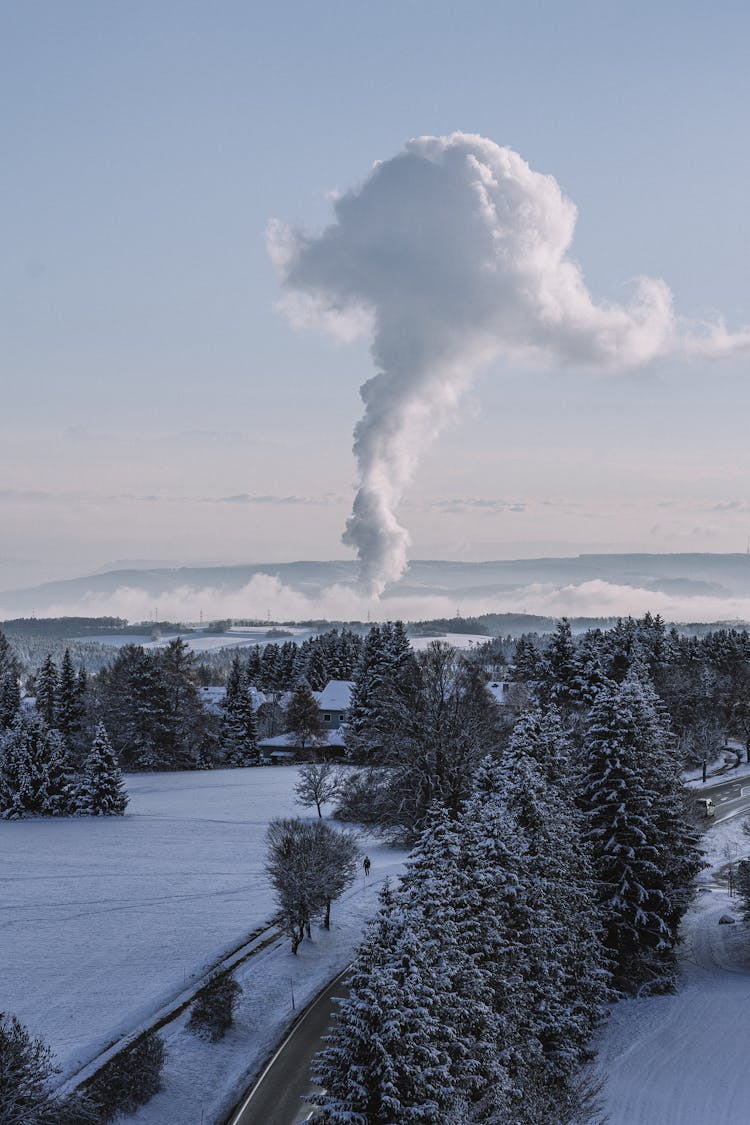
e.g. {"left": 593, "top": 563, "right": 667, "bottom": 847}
{"left": 273, "top": 132, "right": 741, "bottom": 596}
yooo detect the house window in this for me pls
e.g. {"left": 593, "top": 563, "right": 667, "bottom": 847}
{"left": 323, "top": 713, "right": 331, "bottom": 722}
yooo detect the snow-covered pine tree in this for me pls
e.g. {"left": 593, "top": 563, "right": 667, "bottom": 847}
{"left": 544, "top": 618, "right": 578, "bottom": 714}
{"left": 0, "top": 713, "right": 74, "bottom": 818}
{"left": 219, "top": 654, "right": 259, "bottom": 766}
{"left": 35, "top": 654, "right": 58, "bottom": 729}
{"left": 311, "top": 881, "right": 464, "bottom": 1125}
{"left": 0, "top": 670, "right": 21, "bottom": 730}
{"left": 621, "top": 671, "right": 703, "bottom": 940}
{"left": 0, "top": 630, "right": 22, "bottom": 733}
{"left": 159, "top": 637, "right": 203, "bottom": 766}
{"left": 75, "top": 723, "right": 128, "bottom": 815}
{"left": 56, "top": 648, "right": 86, "bottom": 753}
{"left": 397, "top": 807, "right": 511, "bottom": 1115}
{"left": 345, "top": 621, "right": 420, "bottom": 761}
{"left": 498, "top": 722, "right": 611, "bottom": 1078}
{"left": 456, "top": 766, "right": 536, "bottom": 1112}
{"left": 344, "top": 623, "right": 385, "bottom": 759}
{"left": 285, "top": 680, "right": 324, "bottom": 754}
{"left": 42, "top": 728, "right": 76, "bottom": 816}
{"left": 580, "top": 676, "right": 698, "bottom": 992}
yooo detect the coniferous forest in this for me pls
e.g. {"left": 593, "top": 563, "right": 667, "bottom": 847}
{"left": 0, "top": 613, "right": 741, "bottom": 1120}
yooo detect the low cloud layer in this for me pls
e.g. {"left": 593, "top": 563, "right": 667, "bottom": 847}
{"left": 6, "top": 573, "right": 750, "bottom": 629}
{"left": 270, "top": 132, "right": 750, "bottom": 596}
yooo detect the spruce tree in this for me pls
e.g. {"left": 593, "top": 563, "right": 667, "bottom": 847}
{"left": 580, "top": 676, "right": 700, "bottom": 991}
{"left": 75, "top": 723, "right": 128, "bottom": 816}
{"left": 285, "top": 681, "right": 323, "bottom": 754}
{"left": 345, "top": 622, "right": 419, "bottom": 761}
{"left": 0, "top": 671, "right": 21, "bottom": 730}
{"left": 219, "top": 655, "right": 259, "bottom": 765}
{"left": 0, "top": 714, "right": 74, "bottom": 819}
{"left": 498, "top": 724, "right": 611, "bottom": 1074}
{"left": 35, "top": 655, "right": 57, "bottom": 729}
{"left": 56, "top": 648, "right": 85, "bottom": 752}
{"left": 311, "top": 882, "right": 463, "bottom": 1124}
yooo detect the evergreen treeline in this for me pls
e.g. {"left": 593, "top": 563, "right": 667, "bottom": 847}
{"left": 0, "top": 625, "right": 365, "bottom": 775}
{"left": 508, "top": 614, "right": 750, "bottom": 765}
{"left": 321, "top": 614, "right": 705, "bottom": 1125}
{"left": 0, "top": 715, "right": 127, "bottom": 819}
{"left": 313, "top": 719, "right": 612, "bottom": 1123}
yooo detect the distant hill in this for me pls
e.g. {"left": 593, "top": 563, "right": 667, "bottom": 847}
{"left": 2, "top": 554, "right": 750, "bottom": 624}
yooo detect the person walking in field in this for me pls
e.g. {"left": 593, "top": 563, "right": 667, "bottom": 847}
{"left": 363, "top": 855, "right": 371, "bottom": 878}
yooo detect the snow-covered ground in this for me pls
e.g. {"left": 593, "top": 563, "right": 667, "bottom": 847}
{"left": 409, "top": 632, "right": 490, "bottom": 651}
{"left": 596, "top": 806, "right": 750, "bottom": 1124}
{"left": 130, "top": 846, "right": 406, "bottom": 1125}
{"left": 72, "top": 627, "right": 318, "bottom": 652}
{"left": 0, "top": 766, "right": 402, "bottom": 1083}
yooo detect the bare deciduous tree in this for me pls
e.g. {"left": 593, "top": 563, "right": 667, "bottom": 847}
{"left": 294, "top": 759, "right": 341, "bottom": 817}
{"left": 265, "top": 818, "right": 359, "bottom": 952}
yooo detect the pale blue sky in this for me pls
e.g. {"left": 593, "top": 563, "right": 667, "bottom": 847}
{"left": 1, "top": 1, "right": 749, "bottom": 586}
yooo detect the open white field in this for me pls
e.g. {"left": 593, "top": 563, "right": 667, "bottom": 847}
{"left": 596, "top": 814, "right": 750, "bottom": 1124}
{"left": 0, "top": 767, "right": 317, "bottom": 1074}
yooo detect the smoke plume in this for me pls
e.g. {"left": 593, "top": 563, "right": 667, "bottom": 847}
{"left": 269, "top": 132, "right": 748, "bottom": 596}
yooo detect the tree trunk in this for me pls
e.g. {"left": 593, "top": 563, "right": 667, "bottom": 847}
{"left": 324, "top": 898, "right": 331, "bottom": 930}
{"left": 316, "top": 800, "right": 322, "bottom": 817}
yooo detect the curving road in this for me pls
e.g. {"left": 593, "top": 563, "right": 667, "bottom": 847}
{"left": 227, "top": 970, "right": 349, "bottom": 1125}
{"left": 691, "top": 771, "right": 750, "bottom": 823}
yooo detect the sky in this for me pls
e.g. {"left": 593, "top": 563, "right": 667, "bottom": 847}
{"left": 2, "top": 0, "right": 749, "bottom": 591}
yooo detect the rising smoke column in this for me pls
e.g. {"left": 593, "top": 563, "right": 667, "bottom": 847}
{"left": 268, "top": 132, "right": 741, "bottom": 596}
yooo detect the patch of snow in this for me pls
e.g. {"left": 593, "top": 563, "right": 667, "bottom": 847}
{"left": 596, "top": 806, "right": 750, "bottom": 1124}
{"left": 0, "top": 767, "right": 345, "bottom": 1076}
{"left": 130, "top": 849, "right": 406, "bottom": 1125}
{"left": 409, "top": 632, "right": 488, "bottom": 651}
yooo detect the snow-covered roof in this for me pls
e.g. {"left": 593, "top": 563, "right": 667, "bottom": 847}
{"left": 314, "top": 680, "right": 353, "bottom": 712}
{"left": 487, "top": 681, "right": 509, "bottom": 705}
{"left": 199, "top": 685, "right": 272, "bottom": 714}
{"left": 259, "top": 728, "right": 347, "bottom": 750}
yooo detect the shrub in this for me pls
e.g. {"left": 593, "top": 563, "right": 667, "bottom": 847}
{"left": 87, "top": 1031, "right": 165, "bottom": 1121}
{"left": 187, "top": 972, "right": 242, "bottom": 1042}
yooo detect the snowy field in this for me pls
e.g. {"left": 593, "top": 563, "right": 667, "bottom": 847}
{"left": 596, "top": 809, "right": 750, "bottom": 1124}
{"left": 409, "top": 632, "right": 490, "bottom": 651}
{"left": 72, "top": 626, "right": 319, "bottom": 652}
{"left": 73, "top": 626, "right": 491, "bottom": 655}
{"left": 0, "top": 766, "right": 403, "bottom": 1080}
{"left": 131, "top": 845, "right": 406, "bottom": 1124}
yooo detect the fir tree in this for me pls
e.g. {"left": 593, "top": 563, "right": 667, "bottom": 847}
{"left": 345, "top": 622, "right": 419, "bottom": 761}
{"left": 75, "top": 724, "right": 128, "bottom": 816}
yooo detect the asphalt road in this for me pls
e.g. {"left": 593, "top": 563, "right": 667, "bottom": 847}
{"left": 691, "top": 771, "right": 750, "bottom": 822}
{"left": 227, "top": 971, "right": 349, "bottom": 1125}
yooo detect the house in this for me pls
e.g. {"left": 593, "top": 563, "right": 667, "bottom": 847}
{"left": 259, "top": 679, "right": 354, "bottom": 761}
{"left": 313, "top": 680, "right": 353, "bottom": 730}
{"left": 259, "top": 727, "right": 347, "bottom": 763}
